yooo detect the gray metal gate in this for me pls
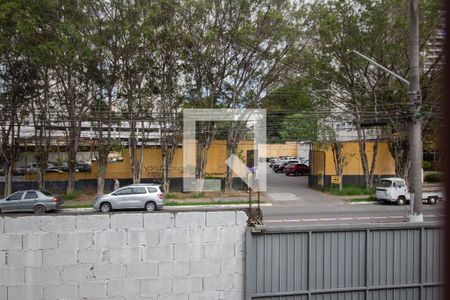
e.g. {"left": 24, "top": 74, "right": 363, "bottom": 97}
{"left": 245, "top": 223, "right": 443, "bottom": 300}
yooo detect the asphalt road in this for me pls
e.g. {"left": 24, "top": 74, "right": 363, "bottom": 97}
{"left": 262, "top": 167, "right": 445, "bottom": 225}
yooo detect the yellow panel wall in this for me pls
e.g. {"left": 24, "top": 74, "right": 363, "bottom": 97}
{"left": 25, "top": 141, "right": 299, "bottom": 181}
{"left": 319, "top": 141, "right": 395, "bottom": 176}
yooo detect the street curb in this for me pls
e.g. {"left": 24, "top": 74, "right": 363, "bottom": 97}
{"left": 62, "top": 208, "right": 95, "bottom": 212}
{"left": 163, "top": 203, "right": 272, "bottom": 210}
{"left": 349, "top": 201, "right": 377, "bottom": 205}
{"left": 61, "top": 203, "right": 272, "bottom": 212}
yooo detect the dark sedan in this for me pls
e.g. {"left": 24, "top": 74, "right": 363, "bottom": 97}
{"left": 284, "top": 163, "right": 310, "bottom": 176}
{"left": 273, "top": 160, "right": 300, "bottom": 173}
{"left": 0, "top": 190, "right": 63, "bottom": 214}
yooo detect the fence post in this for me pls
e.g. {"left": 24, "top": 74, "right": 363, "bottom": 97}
{"left": 308, "top": 231, "right": 312, "bottom": 300}
{"left": 420, "top": 227, "right": 425, "bottom": 299}
{"left": 245, "top": 229, "right": 254, "bottom": 300}
{"left": 365, "top": 229, "right": 370, "bottom": 299}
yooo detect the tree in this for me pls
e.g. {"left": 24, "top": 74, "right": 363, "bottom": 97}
{"left": 120, "top": 0, "right": 155, "bottom": 185}
{"left": 149, "top": 1, "right": 185, "bottom": 192}
{"left": 312, "top": 0, "right": 442, "bottom": 187}
{"left": 0, "top": 1, "right": 37, "bottom": 195}
{"left": 87, "top": 0, "right": 126, "bottom": 195}
{"left": 43, "top": 0, "right": 94, "bottom": 193}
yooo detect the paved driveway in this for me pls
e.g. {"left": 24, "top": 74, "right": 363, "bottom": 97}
{"left": 265, "top": 166, "right": 346, "bottom": 207}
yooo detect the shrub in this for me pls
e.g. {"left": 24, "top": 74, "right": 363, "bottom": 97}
{"left": 423, "top": 160, "right": 432, "bottom": 171}
{"left": 424, "top": 173, "right": 443, "bottom": 183}
{"left": 63, "top": 190, "right": 83, "bottom": 200}
{"left": 165, "top": 193, "right": 178, "bottom": 199}
{"left": 327, "top": 185, "right": 375, "bottom": 196}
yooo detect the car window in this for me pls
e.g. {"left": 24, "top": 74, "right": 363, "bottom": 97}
{"left": 379, "top": 180, "right": 392, "bottom": 188}
{"left": 395, "top": 181, "right": 405, "bottom": 188}
{"left": 146, "top": 187, "right": 157, "bottom": 193}
{"left": 115, "top": 188, "right": 133, "bottom": 195}
{"left": 24, "top": 191, "right": 38, "bottom": 199}
{"left": 133, "top": 187, "right": 147, "bottom": 194}
{"left": 7, "top": 191, "right": 24, "bottom": 200}
{"left": 40, "top": 190, "right": 53, "bottom": 196}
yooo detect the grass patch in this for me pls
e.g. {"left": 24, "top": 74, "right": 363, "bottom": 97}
{"left": 165, "top": 201, "right": 251, "bottom": 206}
{"left": 191, "top": 192, "right": 206, "bottom": 199}
{"left": 165, "top": 193, "right": 178, "bottom": 199}
{"left": 62, "top": 190, "right": 83, "bottom": 200}
{"left": 327, "top": 186, "right": 375, "bottom": 196}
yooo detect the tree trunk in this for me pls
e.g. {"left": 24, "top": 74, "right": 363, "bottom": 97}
{"left": 388, "top": 138, "right": 410, "bottom": 180}
{"left": 137, "top": 141, "right": 145, "bottom": 183}
{"left": 225, "top": 122, "right": 248, "bottom": 191}
{"left": 162, "top": 147, "right": 170, "bottom": 193}
{"left": 225, "top": 142, "right": 236, "bottom": 192}
{"left": 332, "top": 142, "right": 344, "bottom": 190}
{"left": 196, "top": 141, "right": 211, "bottom": 191}
{"left": 368, "top": 141, "right": 379, "bottom": 187}
{"left": 66, "top": 84, "right": 80, "bottom": 194}
{"left": 3, "top": 163, "right": 13, "bottom": 196}
{"left": 97, "top": 157, "right": 107, "bottom": 195}
{"left": 195, "top": 122, "right": 216, "bottom": 190}
{"left": 356, "top": 128, "right": 370, "bottom": 188}
{"left": 130, "top": 120, "right": 141, "bottom": 184}
{"left": 37, "top": 165, "right": 46, "bottom": 190}
{"left": 67, "top": 125, "right": 79, "bottom": 194}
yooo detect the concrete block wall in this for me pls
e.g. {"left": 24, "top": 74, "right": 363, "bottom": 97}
{"left": 0, "top": 211, "right": 247, "bottom": 300}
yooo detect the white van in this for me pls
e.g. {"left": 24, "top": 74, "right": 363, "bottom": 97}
{"left": 375, "top": 177, "right": 443, "bottom": 205}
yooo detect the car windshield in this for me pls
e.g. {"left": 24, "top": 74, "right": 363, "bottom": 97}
{"left": 379, "top": 180, "right": 392, "bottom": 188}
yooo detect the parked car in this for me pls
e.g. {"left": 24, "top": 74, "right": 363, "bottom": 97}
{"left": 76, "top": 162, "right": 92, "bottom": 172}
{"left": 0, "top": 190, "right": 63, "bottom": 214}
{"left": 375, "top": 177, "right": 444, "bottom": 205}
{"left": 46, "top": 162, "right": 63, "bottom": 173}
{"left": 60, "top": 162, "right": 83, "bottom": 172}
{"left": 0, "top": 169, "right": 25, "bottom": 176}
{"left": 93, "top": 184, "right": 165, "bottom": 213}
{"left": 273, "top": 160, "right": 301, "bottom": 173}
{"left": 23, "top": 163, "right": 39, "bottom": 173}
{"left": 284, "top": 163, "right": 310, "bottom": 176}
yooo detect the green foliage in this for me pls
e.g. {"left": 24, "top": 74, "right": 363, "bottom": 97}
{"left": 327, "top": 186, "right": 375, "bottom": 196}
{"left": 63, "top": 190, "right": 83, "bottom": 201}
{"left": 191, "top": 192, "right": 206, "bottom": 199}
{"left": 424, "top": 173, "right": 443, "bottom": 183}
{"left": 165, "top": 193, "right": 178, "bottom": 199}
{"left": 423, "top": 161, "right": 433, "bottom": 171}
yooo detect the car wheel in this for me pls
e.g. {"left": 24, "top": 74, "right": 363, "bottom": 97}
{"left": 33, "top": 205, "right": 46, "bottom": 214}
{"left": 100, "top": 202, "right": 112, "bottom": 213}
{"left": 427, "top": 196, "right": 437, "bottom": 205}
{"left": 145, "top": 201, "right": 157, "bottom": 212}
{"left": 397, "top": 196, "right": 406, "bottom": 206}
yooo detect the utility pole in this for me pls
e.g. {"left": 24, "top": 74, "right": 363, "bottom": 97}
{"left": 408, "top": 0, "right": 423, "bottom": 222}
